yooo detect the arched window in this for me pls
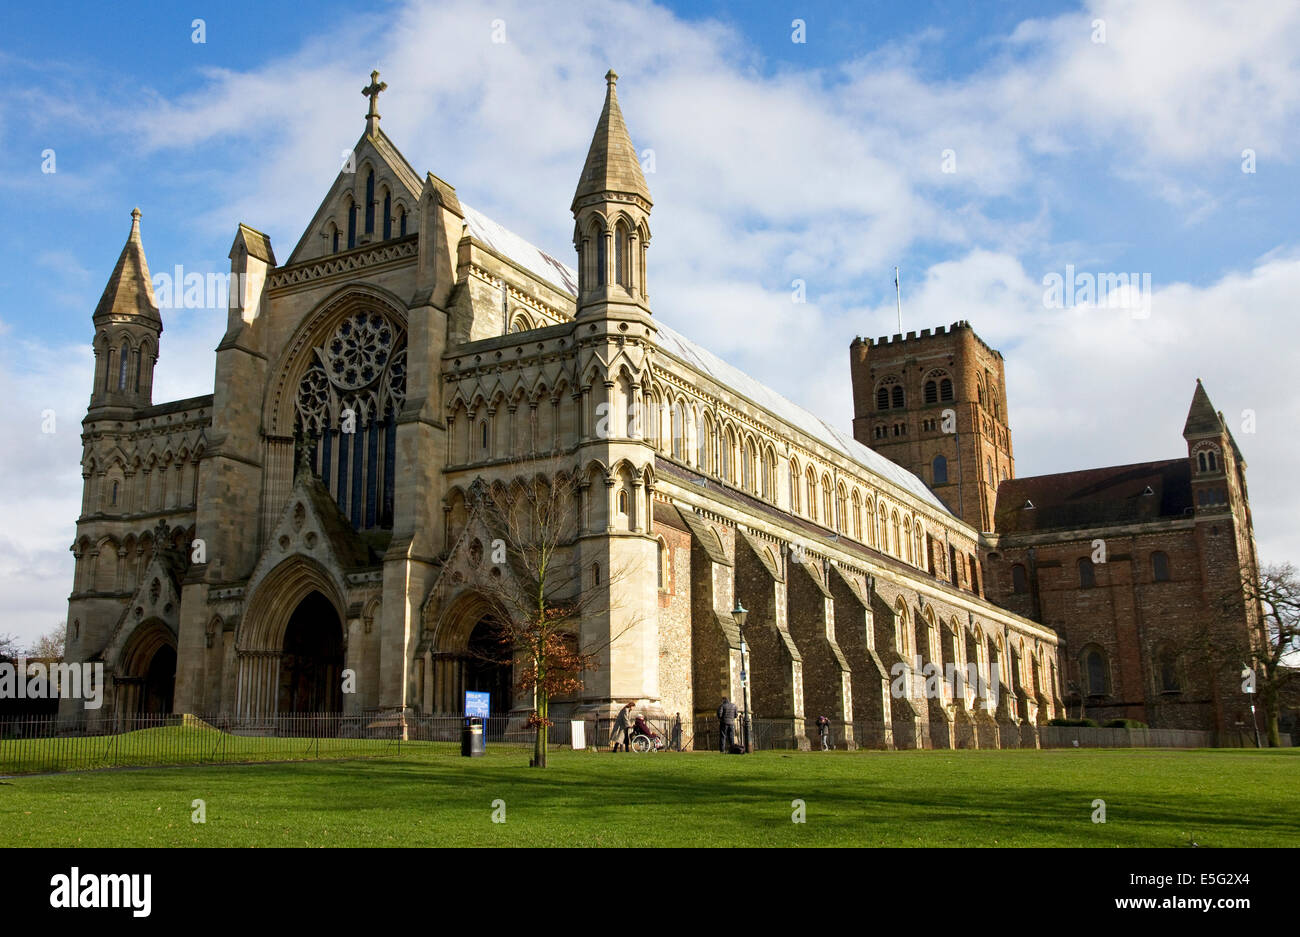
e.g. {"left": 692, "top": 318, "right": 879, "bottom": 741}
{"left": 932, "top": 455, "right": 948, "bottom": 485}
{"left": 822, "top": 475, "right": 832, "bottom": 527}
{"left": 1078, "top": 557, "right": 1096, "bottom": 589}
{"left": 615, "top": 223, "right": 631, "bottom": 288}
{"left": 864, "top": 498, "right": 875, "bottom": 547}
{"left": 382, "top": 190, "right": 392, "bottom": 239}
{"left": 806, "top": 469, "right": 817, "bottom": 521}
{"left": 480, "top": 421, "right": 489, "bottom": 451}
{"left": 877, "top": 375, "right": 902, "bottom": 411}
{"left": 1151, "top": 551, "right": 1170, "bottom": 582}
{"left": 924, "top": 380, "right": 938, "bottom": 404}
{"left": 1083, "top": 647, "right": 1109, "bottom": 696}
{"left": 894, "top": 600, "right": 910, "bottom": 658}
{"left": 836, "top": 485, "right": 847, "bottom": 533}
{"left": 790, "top": 460, "right": 801, "bottom": 513}
{"left": 118, "top": 341, "right": 129, "bottom": 390}
{"left": 596, "top": 233, "right": 607, "bottom": 287}
{"left": 939, "top": 378, "right": 953, "bottom": 401}
{"left": 671, "top": 405, "right": 683, "bottom": 460}
{"left": 1197, "top": 452, "right": 1207, "bottom": 472}
{"left": 879, "top": 510, "right": 888, "bottom": 553}
{"left": 851, "top": 490, "right": 861, "bottom": 540}
{"left": 742, "top": 438, "right": 755, "bottom": 491}
{"left": 903, "top": 517, "right": 913, "bottom": 563}
{"left": 721, "top": 428, "right": 735, "bottom": 481}
{"left": 618, "top": 489, "right": 628, "bottom": 515}
{"left": 111, "top": 481, "right": 119, "bottom": 506}
{"left": 332, "top": 226, "right": 340, "bottom": 253}
{"left": 398, "top": 206, "right": 407, "bottom": 237}
{"left": 346, "top": 199, "right": 357, "bottom": 248}
{"left": 698, "top": 413, "right": 712, "bottom": 472}
{"left": 762, "top": 448, "right": 775, "bottom": 500}
{"left": 364, "top": 171, "right": 376, "bottom": 235}
{"left": 1208, "top": 450, "right": 1217, "bottom": 471}
{"left": 891, "top": 511, "right": 901, "bottom": 558}
{"left": 1011, "top": 564, "right": 1028, "bottom": 594}
{"left": 591, "top": 563, "right": 601, "bottom": 587}
{"left": 293, "top": 308, "right": 407, "bottom": 531}
{"left": 987, "top": 457, "right": 994, "bottom": 486}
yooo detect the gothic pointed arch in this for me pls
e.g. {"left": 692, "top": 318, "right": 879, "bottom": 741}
{"left": 266, "top": 285, "right": 409, "bottom": 531}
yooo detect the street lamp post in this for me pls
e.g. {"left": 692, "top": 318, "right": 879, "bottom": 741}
{"left": 733, "top": 600, "right": 752, "bottom": 753}
{"left": 1242, "top": 663, "right": 1263, "bottom": 749}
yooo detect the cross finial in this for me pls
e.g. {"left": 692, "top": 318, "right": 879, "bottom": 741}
{"left": 362, "top": 69, "right": 388, "bottom": 125}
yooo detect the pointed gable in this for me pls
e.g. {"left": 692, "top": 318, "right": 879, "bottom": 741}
{"left": 1182, "top": 379, "right": 1223, "bottom": 437}
{"left": 285, "top": 126, "right": 424, "bottom": 266}
{"left": 94, "top": 208, "right": 161, "bottom": 327}
{"left": 245, "top": 468, "right": 378, "bottom": 607}
{"left": 571, "top": 70, "right": 652, "bottom": 211}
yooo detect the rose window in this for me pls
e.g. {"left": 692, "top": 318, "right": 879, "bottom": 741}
{"left": 293, "top": 308, "right": 406, "bottom": 531}
{"left": 323, "top": 312, "right": 393, "bottom": 390}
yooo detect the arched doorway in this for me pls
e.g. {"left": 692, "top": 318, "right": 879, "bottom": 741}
{"left": 118, "top": 620, "right": 177, "bottom": 717}
{"left": 277, "top": 591, "right": 344, "bottom": 713}
{"left": 465, "top": 615, "right": 513, "bottom": 715}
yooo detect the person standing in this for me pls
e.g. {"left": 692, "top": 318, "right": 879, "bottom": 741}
{"left": 718, "top": 697, "right": 738, "bottom": 753}
{"left": 610, "top": 701, "right": 635, "bottom": 752}
{"left": 816, "top": 714, "right": 831, "bottom": 751}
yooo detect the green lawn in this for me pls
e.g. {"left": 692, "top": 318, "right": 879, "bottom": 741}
{"left": 2, "top": 746, "right": 1297, "bottom": 847}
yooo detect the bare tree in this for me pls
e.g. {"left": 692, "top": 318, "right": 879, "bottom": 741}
{"left": 1234, "top": 563, "right": 1299, "bottom": 747}
{"left": 0, "top": 633, "right": 18, "bottom": 662}
{"left": 453, "top": 461, "right": 640, "bottom": 767}
{"left": 1190, "top": 562, "right": 1300, "bottom": 747}
{"left": 29, "top": 623, "right": 66, "bottom": 660}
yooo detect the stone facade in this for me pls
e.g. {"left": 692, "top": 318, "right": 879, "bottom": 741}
{"left": 62, "top": 72, "right": 1060, "bottom": 747}
{"left": 855, "top": 321, "right": 1263, "bottom": 736}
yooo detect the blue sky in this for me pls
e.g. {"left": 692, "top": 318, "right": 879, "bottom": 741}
{"left": 1, "top": 0, "right": 1298, "bottom": 644}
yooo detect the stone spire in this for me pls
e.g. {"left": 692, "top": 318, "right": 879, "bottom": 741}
{"left": 93, "top": 207, "right": 161, "bottom": 329}
{"left": 571, "top": 70, "right": 652, "bottom": 212}
{"left": 571, "top": 72, "right": 653, "bottom": 315}
{"left": 88, "top": 208, "right": 163, "bottom": 412}
{"left": 1182, "top": 379, "right": 1223, "bottom": 438}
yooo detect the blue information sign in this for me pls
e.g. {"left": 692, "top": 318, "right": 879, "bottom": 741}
{"left": 464, "top": 691, "right": 490, "bottom": 718}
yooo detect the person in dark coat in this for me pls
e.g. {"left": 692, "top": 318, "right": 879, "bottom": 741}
{"left": 718, "top": 698, "right": 739, "bottom": 752}
{"left": 816, "top": 714, "right": 831, "bottom": 750}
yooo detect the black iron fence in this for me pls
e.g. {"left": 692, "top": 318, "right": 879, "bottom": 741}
{"left": 0, "top": 713, "right": 401, "bottom": 776}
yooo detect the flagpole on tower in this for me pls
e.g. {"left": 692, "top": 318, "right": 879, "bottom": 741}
{"left": 895, "top": 265, "right": 903, "bottom": 334}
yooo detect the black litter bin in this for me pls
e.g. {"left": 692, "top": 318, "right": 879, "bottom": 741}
{"left": 461, "top": 718, "right": 485, "bottom": 757}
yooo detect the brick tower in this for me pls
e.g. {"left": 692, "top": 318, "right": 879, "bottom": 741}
{"left": 850, "top": 321, "right": 1013, "bottom": 531}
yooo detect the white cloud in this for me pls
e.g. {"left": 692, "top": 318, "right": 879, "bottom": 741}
{"left": 6, "top": 0, "right": 1298, "bottom": 645}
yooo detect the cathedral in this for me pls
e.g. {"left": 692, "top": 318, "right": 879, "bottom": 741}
{"left": 63, "top": 70, "right": 1259, "bottom": 747}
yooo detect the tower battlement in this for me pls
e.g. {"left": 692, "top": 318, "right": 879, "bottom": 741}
{"left": 850, "top": 320, "right": 1013, "bottom": 531}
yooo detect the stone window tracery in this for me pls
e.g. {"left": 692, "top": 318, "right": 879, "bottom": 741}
{"left": 294, "top": 308, "right": 406, "bottom": 531}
